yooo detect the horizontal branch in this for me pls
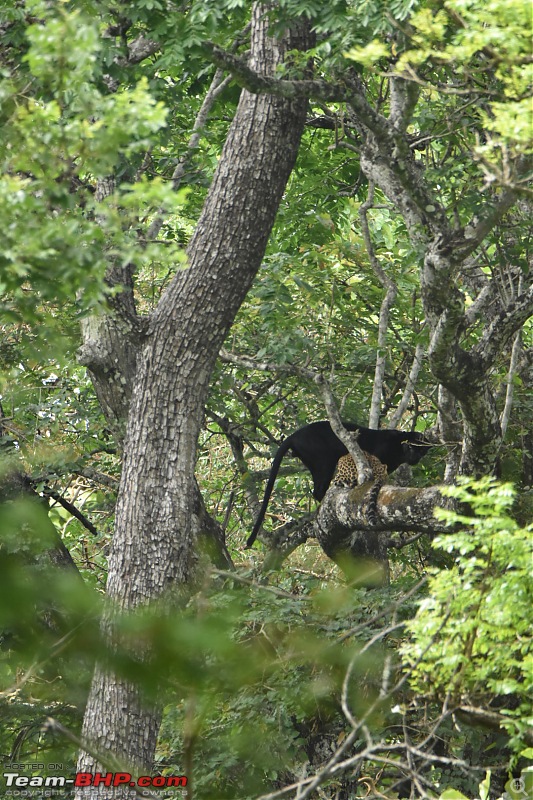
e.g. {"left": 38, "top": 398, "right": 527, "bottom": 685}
{"left": 318, "top": 484, "right": 448, "bottom": 541}
{"left": 203, "top": 41, "right": 389, "bottom": 139}
{"left": 219, "top": 346, "right": 311, "bottom": 379}
{"left": 203, "top": 41, "right": 348, "bottom": 101}
{"left": 455, "top": 706, "right": 533, "bottom": 746}
{"left": 122, "top": 35, "right": 159, "bottom": 66}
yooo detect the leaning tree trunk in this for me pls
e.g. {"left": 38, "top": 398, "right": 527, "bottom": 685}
{"left": 75, "top": 6, "right": 312, "bottom": 796}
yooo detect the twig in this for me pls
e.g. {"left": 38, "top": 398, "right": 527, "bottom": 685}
{"left": 337, "top": 575, "right": 428, "bottom": 644}
{"left": 386, "top": 529, "right": 427, "bottom": 549}
{"left": 210, "top": 568, "right": 305, "bottom": 600}
{"left": 268, "top": 607, "right": 451, "bottom": 800}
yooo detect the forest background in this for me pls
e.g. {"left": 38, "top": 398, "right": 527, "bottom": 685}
{"left": 0, "top": 1, "right": 532, "bottom": 799}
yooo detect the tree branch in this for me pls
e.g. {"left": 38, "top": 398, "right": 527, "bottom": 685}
{"left": 203, "top": 41, "right": 349, "bottom": 102}
{"left": 313, "top": 374, "right": 373, "bottom": 482}
{"left": 359, "top": 182, "right": 398, "bottom": 428}
{"left": 318, "top": 484, "right": 447, "bottom": 542}
{"left": 203, "top": 40, "right": 394, "bottom": 144}
{"left": 42, "top": 488, "right": 99, "bottom": 537}
{"left": 455, "top": 706, "right": 533, "bottom": 746}
{"left": 476, "top": 282, "right": 533, "bottom": 368}
{"left": 389, "top": 76, "right": 420, "bottom": 132}
{"left": 500, "top": 332, "right": 522, "bottom": 440}
{"left": 146, "top": 68, "right": 232, "bottom": 242}
{"left": 124, "top": 35, "right": 159, "bottom": 65}
{"left": 389, "top": 343, "right": 425, "bottom": 429}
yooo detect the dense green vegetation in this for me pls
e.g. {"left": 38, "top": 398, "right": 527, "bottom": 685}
{"left": 0, "top": 0, "right": 531, "bottom": 797}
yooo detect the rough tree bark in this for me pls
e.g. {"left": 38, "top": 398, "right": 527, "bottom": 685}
{"left": 75, "top": 6, "right": 313, "bottom": 795}
{"left": 316, "top": 483, "right": 447, "bottom": 584}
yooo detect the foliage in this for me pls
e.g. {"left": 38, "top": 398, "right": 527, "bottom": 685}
{"left": 345, "top": 0, "right": 533, "bottom": 163}
{"left": 403, "top": 478, "right": 533, "bottom": 756}
{"left": 0, "top": 0, "right": 531, "bottom": 797}
{"left": 0, "top": 493, "right": 99, "bottom": 775}
{"left": 1, "top": 480, "right": 532, "bottom": 797}
{"left": 0, "top": 1, "right": 185, "bottom": 329}
{"left": 156, "top": 573, "right": 420, "bottom": 799}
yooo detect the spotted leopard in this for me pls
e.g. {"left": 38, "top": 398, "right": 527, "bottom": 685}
{"left": 331, "top": 452, "right": 388, "bottom": 526}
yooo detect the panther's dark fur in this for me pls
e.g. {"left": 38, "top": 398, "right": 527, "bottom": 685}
{"left": 246, "top": 421, "right": 431, "bottom": 548}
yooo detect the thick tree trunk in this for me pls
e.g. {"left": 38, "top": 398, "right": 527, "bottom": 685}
{"left": 75, "top": 6, "right": 312, "bottom": 796}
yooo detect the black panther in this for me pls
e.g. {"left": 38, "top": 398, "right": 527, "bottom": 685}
{"left": 246, "top": 421, "right": 431, "bottom": 547}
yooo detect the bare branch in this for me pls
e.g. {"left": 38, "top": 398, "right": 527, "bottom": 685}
{"left": 500, "top": 331, "right": 522, "bottom": 439}
{"left": 318, "top": 484, "right": 447, "bottom": 542}
{"left": 465, "top": 281, "right": 496, "bottom": 325}
{"left": 73, "top": 467, "right": 119, "bottom": 489}
{"left": 124, "top": 35, "right": 159, "bottom": 65}
{"left": 456, "top": 706, "right": 533, "bottom": 746}
{"left": 359, "top": 182, "right": 398, "bottom": 428}
{"left": 146, "top": 69, "right": 232, "bottom": 242}
{"left": 203, "top": 41, "right": 348, "bottom": 101}
{"left": 389, "top": 343, "right": 425, "bottom": 428}
{"left": 389, "top": 77, "right": 420, "bottom": 131}
{"left": 219, "top": 346, "right": 312, "bottom": 380}
{"left": 203, "top": 40, "right": 394, "bottom": 142}
{"left": 313, "top": 373, "right": 373, "bottom": 482}
{"left": 210, "top": 569, "right": 304, "bottom": 600}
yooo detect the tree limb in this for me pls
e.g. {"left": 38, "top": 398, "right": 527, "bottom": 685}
{"left": 476, "top": 282, "right": 533, "bottom": 368}
{"left": 389, "top": 343, "right": 426, "bottom": 429}
{"left": 455, "top": 706, "right": 533, "bottom": 746}
{"left": 359, "top": 182, "right": 398, "bottom": 428}
{"left": 146, "top": 68, "right": 232, "bottom": 242}
{"left": 42, "top": 488, "right": 99, "bottom": 537}
{"left": 500, "top": 332, "right": 522, "bottom": 440}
